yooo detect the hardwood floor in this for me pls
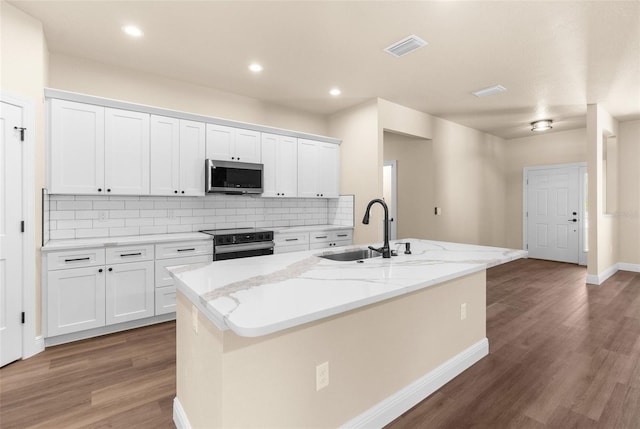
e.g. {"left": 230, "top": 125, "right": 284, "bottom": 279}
{"left": 1, "top": 259, "right": 639, "bottom": 428}
{"left": 388, "top": 259, "right": 640, "bottom": 429}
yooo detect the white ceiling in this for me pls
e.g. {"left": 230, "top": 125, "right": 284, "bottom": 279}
{"left": 10, "top": 0, "right": 640, "bottom": 139}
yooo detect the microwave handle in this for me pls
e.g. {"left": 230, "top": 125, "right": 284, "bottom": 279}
{"left": 205, "top": 159, "right": 213, "bottom": 193}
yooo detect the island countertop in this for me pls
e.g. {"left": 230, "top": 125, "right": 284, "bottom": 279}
{"left": 169, "top": 239, "right": 527, "bottom": 337}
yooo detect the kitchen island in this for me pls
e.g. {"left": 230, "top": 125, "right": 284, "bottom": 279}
{"left": 170, "top": 239, "right": 526, "bottom": 429}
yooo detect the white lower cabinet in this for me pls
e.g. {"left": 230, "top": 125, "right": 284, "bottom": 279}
{"left": 274, "top": 228, "right": 353, "bottom": 254}
{"left": 154, "top": 241, "right": 213, "bottom": 316}
{"left": 105, "top": 261, "right": 154, "bottom": 324}
{"left": 47, "top": 265, "right": 106, "bottom": 337}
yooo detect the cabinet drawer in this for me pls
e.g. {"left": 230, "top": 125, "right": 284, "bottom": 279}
{"left": 106, "top": 244, "right": 154, "bottom": 264}
{"left": 274, "top": 232, "right": 309, "bottom": 245}
{"left": 155, "top": 286, "right": 177, "bottom": 315}
{"left": 155, "top": 240, "right": 213, "bottom": 259}
{"left": 331, "top": 230, "right": 353, "bottom": 242}
{"left": 155, "top": 255, "right": 212, "bottom": 288}
{"left": 309, "top": 232, "right": 331, "bottom": 243}
{"left": 274, "top": 243, "right": 309, "bottom": 254}
{"left": 47, "top": 248, "right": 105, "bottom": 270}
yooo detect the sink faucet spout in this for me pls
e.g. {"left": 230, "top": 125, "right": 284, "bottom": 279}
{"left": 362, "top": 198, "right": 391, "bottom": 258}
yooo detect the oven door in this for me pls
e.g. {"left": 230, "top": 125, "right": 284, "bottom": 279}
{"left": 214, "top": 241, "right": 274, "bottom": 261}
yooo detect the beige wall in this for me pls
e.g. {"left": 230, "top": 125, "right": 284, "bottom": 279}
{"left": 587, "top": 104, "right": 619, "bottom": 278}
{"left": 177, "top": 270, "right": 486, "bottom": 427}
{"left": 328, "top": 100, "right": 381, "bottom": 244}
{"left": 1, "top": 1, "right": 48, "bottom": 336}
{"left": 430, "top": 117, "right": 507, "bottom": 247}
{"left": 617, "top": 120, "right": 640, "bottom": 265}
{"left": 48, "top": 53, "right": 328, "bottom": 137}
{"left": 504, "top": 128, "right": 587, "bottom": 249}
{"left": 383, "top": 131, "right": 434, "bottom": 240}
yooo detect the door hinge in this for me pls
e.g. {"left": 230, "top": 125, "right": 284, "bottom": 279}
{"left": 526, "top": 244, "right": 529, "bottom": 250}
{"left": 21, "top": 312, "right": 25, "bottom": 324}
{"left": 14, "top": 126, "right": 26, "bottom": 142}
{"left": 21, "top": 221, "right": 25, "bottom": 233}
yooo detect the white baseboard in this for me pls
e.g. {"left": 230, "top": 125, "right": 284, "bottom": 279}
{"left": 173, "top": 397, "right": 191, "bottom": 429}
{"left": 340, "top": 338, "right": 490, "bottom": 428}
{"left": 587, "top": 262, "right": 640, "bottom": 285}
{"left": 618, "top": 262, "right": 640, "bottom": 273}
{"left": 172, "top": 338, "right": 489, "bottom": 429}
{"left": 23, "top": 335, "right": 45, "bottom": 359}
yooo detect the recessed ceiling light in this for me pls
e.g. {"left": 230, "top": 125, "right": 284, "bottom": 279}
{"left": 531, "top": 119, "right": 553, "bottom": 132}
{"left": 329, "top": 88, "right": 341, "bottom": 96}
{"left": 122, "top": 25, "right": 144, "bottom": 38}
{"left": 472, "top": 85, "right": 507, "bottom": 97}
{"left": 249, "top": 63, "right": 263, "bottom": 73}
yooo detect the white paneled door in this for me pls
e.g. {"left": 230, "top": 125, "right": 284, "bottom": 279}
{"left": 526, "top": 165, "right": 583, "bottom": 264}
{"left": 0, "top": 101, "right": 23, "bottom": 367}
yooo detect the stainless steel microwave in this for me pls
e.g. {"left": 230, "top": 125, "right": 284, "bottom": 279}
{"left": 205, "top": 159, "right": 263, "bottom": 194}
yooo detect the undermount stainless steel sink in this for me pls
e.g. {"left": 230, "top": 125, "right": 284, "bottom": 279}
{"left": 318, "top": 248, "right": 381, "bottom": 262}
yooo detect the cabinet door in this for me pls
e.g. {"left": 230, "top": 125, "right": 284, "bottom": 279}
{"left": 155, "top": 286, "right": 177, "bottom": 315}
{"left": 205, "top": 124, "right": 234, "bottom": 161}
{"left": 105, "top": 108, "right": 150, "bottom": 195}
{"left": 105, "top": 261, "right": 154, "bottom": 325}
{"left": 261, "top": 133, "right": 278, "bottom": 197}
{"left": 277, "top": 136, "right": 298, "bottom": 197}
{"left": 297, "top": 139, "right": 319, "bottom": 198}
{"left": 150, "top": 115, "right": 180, "bottom": 195}
{"left": 179, "top": 120, "right": 206, "bottom": 196}
{"left": 234, "top": 128, "right": 261, "bottom": 163}
{"left": 50, "top": 99, "right": 105, "bottom": 194}
{"left": 47, "top": 266, "right": 106, "bottom": 336}
{"left": 319, "top": 143, "right": 340, "bottom": 198}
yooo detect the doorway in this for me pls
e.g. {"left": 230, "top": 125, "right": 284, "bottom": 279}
{"left": 383, "top": 160, "right": 397, "bottom": 240}
{"left": 523, "top": 163, "right": 587, "bottom": 265}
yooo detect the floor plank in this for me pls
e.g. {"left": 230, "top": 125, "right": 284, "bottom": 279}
{"left": 1, "top": 259, "right": 639, "bottom": 428}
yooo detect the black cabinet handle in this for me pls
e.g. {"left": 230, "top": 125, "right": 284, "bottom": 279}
{"left": 98, "top": 268, "right": 103, "bottom": 273}
{"left": 108, "top": 267, "right": 113, "bottom": 272}
{"left": 120, "top": 252, "right": 142, "bottom": 257}
{"left": 177, "top": 248, "right": 196, "bottom": 252}
{"left": 337, "top": 234, "right": 348, "bottom": 237}
{"left": 315, "top": 236, "right": 327, "bottom": 239}
{"left": 285, "top": 238, "right": 299, "bottom": 242}
{"left": 174, "top": 190, "right": 178, "bottom": 194}
{"left": 98, "top": 188, "right": 102, "bottom": 192}
{"left": 107, "top": 188, "right": 111, "bottom": 192}
{"left": 181, "top": 190, "right": 185, "bottom": 194}
{"left": 64, "top": 257, "right": 90, "bottom": 262}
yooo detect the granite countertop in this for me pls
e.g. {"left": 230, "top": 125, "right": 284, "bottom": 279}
{"left": 169, "top": 239, "right": 527, "bottom": 338}
{"left": 41, "top": 232, "right": 213, "bottom": 252}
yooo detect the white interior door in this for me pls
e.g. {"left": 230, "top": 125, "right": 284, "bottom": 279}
{"left": 0, "top": 101, "right": 24, "bottom": 367}
{"left": 383, "top": 161, "right": 397, "bottom": 240}
{"left": 526, "top": 165, "right": 582, "bottom": 264}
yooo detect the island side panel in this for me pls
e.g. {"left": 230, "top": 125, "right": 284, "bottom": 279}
{"left": 176, "top": 293, "right": 224, "bottom": 429}
{"left": 176, "top": 270, "right": 487, "bottom": 428}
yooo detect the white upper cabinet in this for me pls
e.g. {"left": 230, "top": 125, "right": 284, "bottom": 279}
{"left": 50, "top": 99, "right": 105, "bottom": 194}
{"left": 105, "top": 108, "right": 150, "bottom": 195}
{"left": 150, "top": 115, "right": 180, "bottom": 195}
{"left": 297, "top": 139, "right": 340, "bottom": 198}
{"left": 150, "top": 116, "right": 205, "bottom": 196}
{"left": 179, "top": 120, "right": 206, "bottom": 195}
{"left": 261, "top": 133, "right": 297, "bottom": 198}
{"left": 206, "top": 124, "right": 261, "bottom": 163}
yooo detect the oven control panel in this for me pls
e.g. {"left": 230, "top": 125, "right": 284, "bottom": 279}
{"left": 214, "top": 231, "right": 274, "bottom": 246}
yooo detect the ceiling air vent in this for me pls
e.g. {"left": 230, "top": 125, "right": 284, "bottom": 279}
{"left": 472, "top": 85, "right": 507, "bottom": 97}
{"left": 384, "top": 35, "right": 427, "bottom": 57}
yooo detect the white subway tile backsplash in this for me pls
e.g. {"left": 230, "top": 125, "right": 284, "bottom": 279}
{"left": 49, "top": 194, "right": 353, "bottom": 239}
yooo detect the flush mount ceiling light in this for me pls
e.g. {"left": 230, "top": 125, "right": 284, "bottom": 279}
{"left": 122, "top": 25, "right": 144, "bottom": 37}
{"left": 472, "top": 85, "right": 507, "bottom": 97}
{"left": 329, "top": 88, "right": 341, "bottom": 96}
{"left": 384, "top": 35, "right": 428, "bottom": 57}
{"left": 248, "top": 63, "right": 263, "bottom": 73}
{"left": 531, "top": 119, "right": 553, "bottom": 132}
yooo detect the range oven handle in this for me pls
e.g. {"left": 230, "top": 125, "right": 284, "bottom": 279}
{"left": 214, "top": 241, "right": 275, "bottom": 254}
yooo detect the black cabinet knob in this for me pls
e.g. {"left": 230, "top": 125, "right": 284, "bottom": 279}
{"left": 174, "top": 190, "right": 178, "bottom": 194}
{"left": 108, "top": 267, "right": 113, "bottom": 272}
{"left": 181, "top": 190, "right": 185, "bottom": 194}
{"left": 107, "top": 189, "right": 111, "bottom": 193}
{"left": 98, "top": 188, "right": 102, "bottom": 192}
{"left": 98, "top": 268, "right": 103, "bottom": 273}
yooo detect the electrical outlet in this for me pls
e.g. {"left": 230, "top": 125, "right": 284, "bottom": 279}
{"left": 192, "top": 304, "right": 199, "bottom": 334}
{"left": 316, "top": 361, "right": 329, "bottom": 391}
{"left": 98, "top": 211, "right": 107, "bottom": 222}
{"left": 460, "top": 303, "right": 467, "bottom": 320}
